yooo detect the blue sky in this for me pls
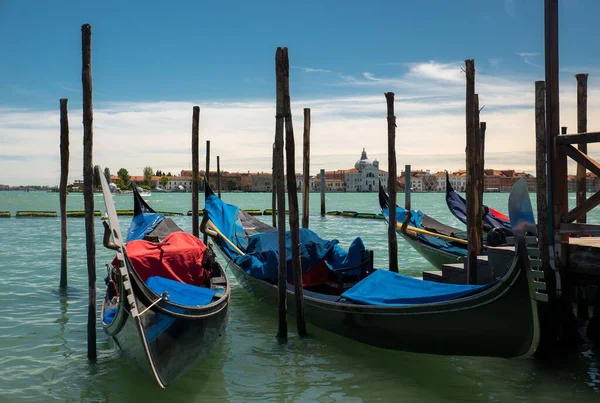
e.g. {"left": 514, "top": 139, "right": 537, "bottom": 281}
{"left": 1, "top": 0, "right": 599, "bottom": 185}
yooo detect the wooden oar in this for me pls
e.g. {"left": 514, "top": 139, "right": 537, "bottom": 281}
{"left": 397, "top": 222, "right": 468, "bottom": 245}
{"left": 204, "top": 219, "right": 246, "bottom": 256}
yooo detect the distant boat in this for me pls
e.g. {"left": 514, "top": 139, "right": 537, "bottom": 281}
{"left": 138, "top": 188, "right": 152, "bottom": 197}
{"left": 153, "top": 187, "right": 167, "bottom": 193}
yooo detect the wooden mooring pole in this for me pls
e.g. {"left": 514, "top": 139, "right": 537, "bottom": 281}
{"left": 535, "top": 81, "right": 550, "bottom": 273}
{"left": 275, "top": 47, "right": 287, "bottom": 339}
{"left": 281, "top": 48, "right": 307, "bottom": 335}
{"left": 465, "top": 59, "right": 482, "bottom": 284}
{"left": 320, "top": 169, "right": 325, "bottom": 217}
{"left": 216, "top": 156, "right": 221, "bottom": 198}
{"left": 404, "top": 165, "right": 411, "bottom": 211}
{"left": 575, "top": 73, "right": 588, "bottom": 223}
{"left": 203, "top": 140, "right": 210, "bottom": 244}
{"left": 302, "top": 108, "right": 311, "bottom": 229}
{"left": 474, "top": 94, "right": 484, "bottom": 249}
{"left": 385, "top": 92, "right": 398, "bottom": 273}
{"left": 82, "top": 23, "right": 96, "bottom": 361}
{"left": 272, "top": 143, "right": 277, "bottom": 228}
{"left": 479, "top": 121, "right": 486, "bottom": 204}
{"left": 192, "top": 106, "right": 200, "bottom": 238}
{"left": 59, "top": 98, "right": 69, "bottom": 290}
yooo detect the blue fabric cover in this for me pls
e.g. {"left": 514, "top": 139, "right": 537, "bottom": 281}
{"left": 446, "top": 186, "right": 512, "bottom": 231}
{"left": 146, "top": 276, "right": 216, "bottom": 306}
{"left": 126, "top": 212, "right": 165, "bottom": 241}
{"left": 341, "top": 269, "right": 497, "bottom": 306}
{"left": 382, "top": 207, "right": 466, "bottom": 256}
{"left": 204, "top": 193, "right": 368, "bottom": 282}
{"left": 235, "top": 229, "right": 366, "bottom": 282}
{"left": 103, "top": 307, "right": 117, "bottom": 323}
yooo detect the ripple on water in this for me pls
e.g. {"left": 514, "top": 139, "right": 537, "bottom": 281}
{"left": 0, "top": 191, "right": 599, "bottom": 401}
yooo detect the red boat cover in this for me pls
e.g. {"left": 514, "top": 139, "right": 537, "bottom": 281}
{"left": 489, "top": 207, "right": 510, "bottom": 222}
{"left": 125, "top": 231, "right": 210, "bottom": 286}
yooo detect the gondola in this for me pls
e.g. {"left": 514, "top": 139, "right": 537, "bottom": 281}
{"left": 445, "top": 172, "right": 513, "bottom": 232}
{"left": 97, "top": 166, "right": 229, "bottom": 388}
{"left": 379, "top": 182, "right": 469, "bottom": 270}
{"left": 201, "top": 180, "right": 544, "bottom": 358}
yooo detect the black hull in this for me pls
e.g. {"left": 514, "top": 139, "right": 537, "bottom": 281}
{"left": 102, "top": 264, "right": 230, "bottom": 387}
{"left": 219, "top": 249, "right": 540, "bottom": 358}
{"left": 401, "top": 233, "right": 464, "bottom": 270}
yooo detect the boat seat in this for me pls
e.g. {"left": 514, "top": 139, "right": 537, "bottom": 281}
{"left": 210, "top": 276, "right": 227, "bottom": 287}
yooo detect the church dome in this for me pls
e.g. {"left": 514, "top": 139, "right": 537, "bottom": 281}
{"left": 354, "top": 148, "right": 374, "bottom": 172}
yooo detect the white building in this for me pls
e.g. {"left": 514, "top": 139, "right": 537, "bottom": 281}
{"left": 166, "top": 177, "right": 192, "bottom": 191}
{"left": 344, "top": 149, "right": 388, "bottom": 192}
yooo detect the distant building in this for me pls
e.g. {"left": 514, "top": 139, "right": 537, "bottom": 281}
{"left": 315, "top": 149, "right": 388, "bottom": 192}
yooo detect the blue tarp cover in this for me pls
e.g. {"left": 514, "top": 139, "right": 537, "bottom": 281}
{"left": 236, "top": 230, "right": 366, "bottom": 282}
{"left": 103, "top": 307, "right": 117, "bottom": 323}
{"left": 341, "top": 269, "right": 497, "bottom": 306}
{"left": 446, "top": 186, "right": 512, "bottom": 231}
{"left": 204, "top": 193, "right": 367, "bottom": 282}
{"left": 382, "top": 207, "right": 466, "bottom": 256}
{"left": 146, "top": 276, "right": 216, "bottom": 306}
{"left": 126, "top": 212, "right": 165, "bottom": 241}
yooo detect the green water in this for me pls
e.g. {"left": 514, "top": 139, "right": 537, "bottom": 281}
{"left": 0, "top": 191, "right": 598, "bottom": 402}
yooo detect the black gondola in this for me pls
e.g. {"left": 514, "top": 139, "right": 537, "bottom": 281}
{"left": 98, "top": 167, "right": 229, "bottom": 388}
{"left": 445, "top": 171, "right": 513, "bottom": 232}
{"left": 379, "top": 182, "right": 471, "bottom": 269}
{"left": 201, "top": 180, "right": 545, "bottom": 358}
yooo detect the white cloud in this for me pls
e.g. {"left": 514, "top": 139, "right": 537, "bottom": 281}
{"left": 292, "top": 66, "right": 332, "bottom": 74}
{"left": 517, "top": 52, "right": 542, "bottom": 68}
{"left": 1, "top": 62, "right": 599, "bottom": 186}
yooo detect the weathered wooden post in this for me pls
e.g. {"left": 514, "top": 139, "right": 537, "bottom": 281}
{"left": 479, "top": 121, "right": 486, "bottom": 200}
{"left": 203, "top": 140, "right": 210, "bottom": 244}
{"left": 385, "top": 92, "right": 398, "bottom": 273}
{"left": 302, "top": 108, "right": 311, "bottom": 228}
{"left": 473, "top": 94, "right": 484, "bottom": 238}
{"left": 59, "top": 98, "right": 69, "bottom": 290}
{"left": 320, "top": 169, "right": 325, "bottom": 217}
{"left": 192, "top": 106, "right": 200, "bottom": 238}
{"left": 281, "top": 48, "right": 307, "bottom": 335}
{"left": 272, "top": 142, "right": 277, "bottom": 228}
{"left": 216, "top": 156, "right": 221, "bottom": 198}
{"left": 81, "top": 23, "right": 96, "bottom": 361}
{"left": 575, "top": 73, "right": 588, "bottom": 223}
{"left": 274, "top": 47, "right": 287, "bottom": 339}
{"left": 404, "top": 165, "right": 411, "bottom": 211}
{"left": 535, "top": 81, "right": 551, "bottom": 277}
{"left": 465, "top": 59, "right": 482, "bottom": 285}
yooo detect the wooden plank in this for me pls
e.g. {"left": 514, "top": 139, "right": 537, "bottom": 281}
{"left": 575, "top": 73, "right": 588, "bottom": 223}
{"left": 385, "top": 92, "right": 398, "bottom": 273}
{"left": 556, "top": 131, "right": 600, "bottom": 144}
{"left": 561, "top": 144, "right": 600, "bottom": 178}
{"left": 320, "top": 169, "right": 325, "bottom": 217}
{"left": 559, "top": 223, "right": 600, "bottom": 235}
{"left": 562, "top": 190, "right": 600, "bottom": 223}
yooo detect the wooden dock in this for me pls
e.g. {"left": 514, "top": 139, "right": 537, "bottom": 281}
{"left": 567, "top": 237, "right": 600, "bottom": 276}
